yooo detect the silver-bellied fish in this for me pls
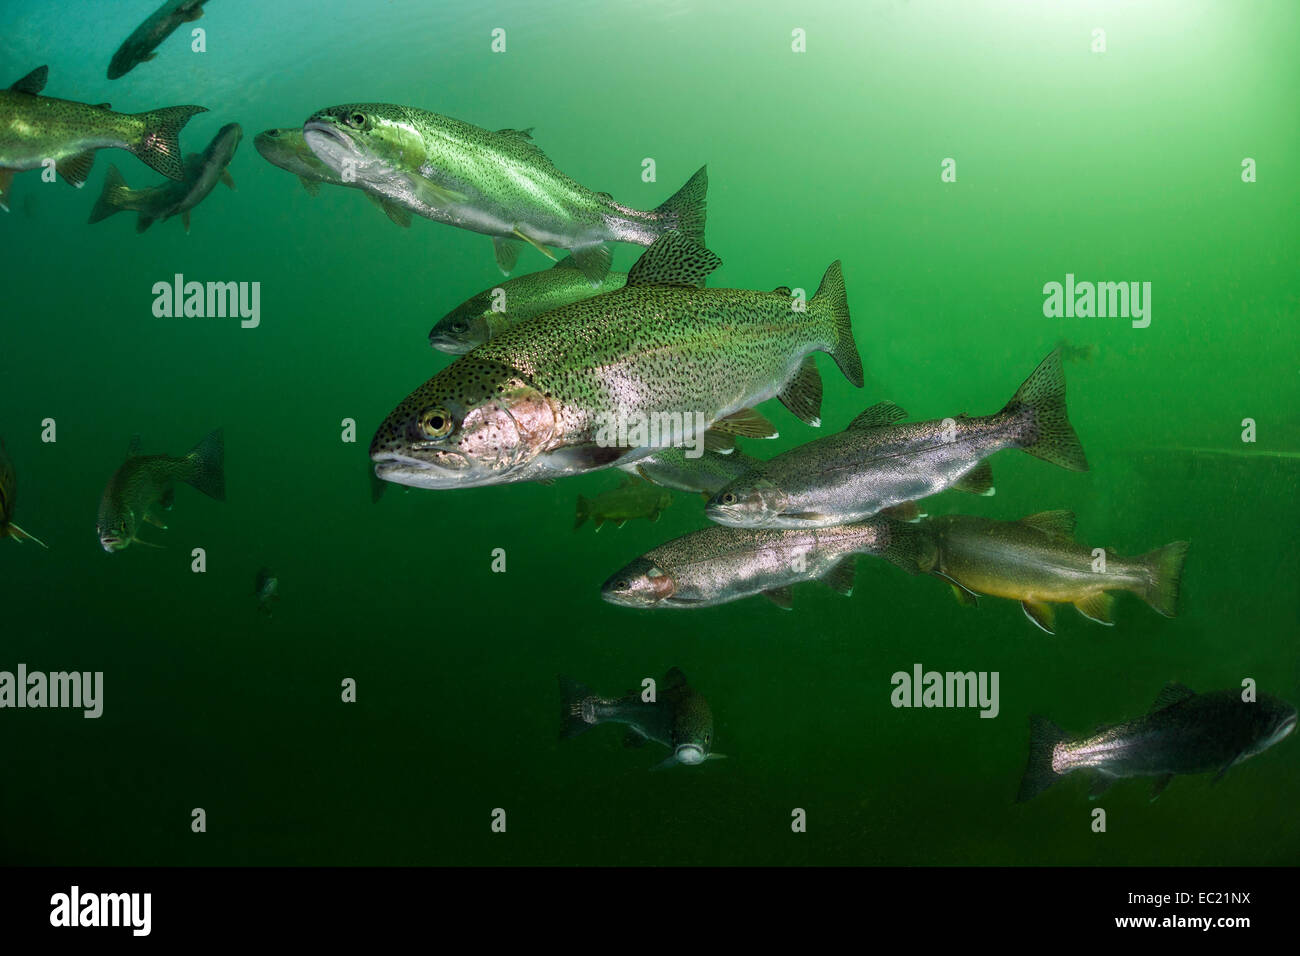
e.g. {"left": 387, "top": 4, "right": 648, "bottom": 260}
{"left": 253, "top": 127, "right": 412, "bottom": 227}
{"left": 107, "top": 0, "right": 209, "bottom": 79}
{"left": 1018, "top": 683, "right": 1296, "bottom": 802}
{"left": 429, "top": 257, "right": 629, "bottom": 354}
{"left": 371, "top": 234, "right": 862, "bottom": 489}
{"left": 706, "top": 349, "right": 1088, "bottom": 529}
{"left": 255, "top": 567, "right": 279, "bottom": 616}
{"left": 575, "top": 477, "right": 672, "bottom": 530}
{"left": 922, "top": 510, "right": 1188, "bottom": 634}
{"left": 0, "top": 440, "right": 48, "bottom": 549}
{"left": 0, "top": 66, "right": 206, "bottom": 210}
{"left": 559, "top": 668, "right": 723, "bottom": 770}
{"left": 97, "top": 430, "right": 225, "bottom": 552}
{"left": 620, "top": 446, "right": 766, "bottom": 497}
{"left": 302, "top": 103, "right": 707, "bottom": 281}
{"left": 88, "top": 122, "right": 241, "bottom": 232}
{"left": 601, "top": 517, "right": 930, "bottom": 610}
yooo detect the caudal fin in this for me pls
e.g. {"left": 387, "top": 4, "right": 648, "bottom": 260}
{"left": 183, "top": 428, "right": 225, "bottom": 501}
{"left": 812, "top": 261, "right": 863, "bottom": 387}
{"left": 876, "top": 519, "right": 939, "bottom": 575}
{"left": 1017, "top": 716, "right": 1070, "bottom": 802}
{"left": 130, "top": 105, "right": 208, "bottom": 180}
{"left": 1004, "top": 349, "right": 1089, "bottom": 472}
{"left": 87, "top": 164, "right": 132, "bottom": 223}
{"left": 558, "top": 676, "right": 598, "bottom": 739}
{"left": 654, "top": 165, "right": 708, "bottom": 245}
{"left": 1138, "top": 540, "right": 1189, "bottom": 617}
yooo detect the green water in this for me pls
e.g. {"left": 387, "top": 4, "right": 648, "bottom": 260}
{"left": 1, "top": 0, "right": 1297, "bottom": 865}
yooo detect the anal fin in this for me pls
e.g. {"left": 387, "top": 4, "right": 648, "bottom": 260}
{"left": 952, "top": 460, "right": 995, "bottom": 496}
{"left": 1073, "top": 591, "right": 1115, "bottom": 626}
{"left": 777, "top": 356, "right": 823, "bottom": 426}
{"left": 56, "top": 150, "right": 95, "bottom": 188}
{"left": 1021, "top": 600, "right": 1057, "bottom": 635}
{"left": 761, "top": 586, "right": 794, "bottom": 609}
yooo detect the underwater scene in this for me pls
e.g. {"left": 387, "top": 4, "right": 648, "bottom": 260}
{"left": 1, "top": 0, "right": 1297, "bottom": 867}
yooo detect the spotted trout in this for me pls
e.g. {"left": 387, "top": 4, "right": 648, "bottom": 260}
{"left": 371, "top": 234, "right": 862, "bottom": 489}
{"left": 88, "top": 122, "right": 241, "bottom": 232}
{"left": 706, "top": 349, "right": 1088, "bottom": 528}
{"left": 96, "top": 429, "right": 225, "bottom": 552}
{"left": 0, "top": 66, "right": 206, "bottom": 210}
{"left": 302, "top": 103, "right": 707, "bottom": 281}
{"left": 1018, "top": 683, "right": 1296, "bottom": 801}
{"left": 429, "top": 256, "right": 629, "bottom": 354}
{"left": 922, "top": 510, "right": 1189, "bottom": 634}
{"left": 600, "top": 517, "right": 930, "bottom": 610}
{"left": 559, "top": 668, "right": 722, "bottom": 769}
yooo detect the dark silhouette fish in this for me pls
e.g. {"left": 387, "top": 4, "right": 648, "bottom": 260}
{"left": 108, "top": 0, "right": 210, "bottom": 80}
{"left": 0, "top": 440, "right": 48, "bottom": 549}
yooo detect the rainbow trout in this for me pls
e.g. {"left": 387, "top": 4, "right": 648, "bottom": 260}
{"left": 559, "top": 668, "right": 722, "bottom": 769}
{"left": 0, "top": 66, "right": 206, "bottom": 210}
{"left": 302, "top": 103, "right": 707, "bottom": 281}
{"left": 88, "top": 122, "right": 241, "bottom": 232}
{"left": 922, "top": 510, "right": 1189, "bottom": 634}
{"left": 253, "top": 127, "right": 412, "bottom": 227}
{"left": 706, "top": 349, "right": 1088, "bottom": 528}
{"left": 0, "top": 440, "right": 48, "bottom": 548}
{"left": 108, "top": 0, "right": 209, "bottom": 79}
{"left": 96, "top": 430, "right": 225, "bottom": 552}
{"left": 600, "top": 517, "right": 930, "bottom": 610}
{"left": 429, "top": 257, "right": 628, "bottom": 354}
{"left": 371, "top": 234, "right": 862, "bottom": 490}
{"left": 1018, "top": 684, "right": 1296, "bottom": 801}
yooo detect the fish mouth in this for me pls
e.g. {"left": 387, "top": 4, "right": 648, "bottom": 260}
{"left": 675, "top": 745, "right": 706, "bottom": 766}
{"left": 373, "top": 451, "right": 477, "bottom": 490}
{"left": 427, "top": 332, "right": 474, "bottom": 355}
{"left": 705, "top": 501, "right": 770, "bottom": 527}
{"left": 302, "top": 120, "right": 361, "bottom": 169}
{"left": 600, "top": 564, "right": 677, "bottom": 607}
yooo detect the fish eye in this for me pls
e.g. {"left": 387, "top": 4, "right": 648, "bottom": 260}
{"left": 418, "top": 407, "right": 454, "bottom": 439}
{"left": 451, "top": 320, "right": 468, "bottom": 333}
{"left": 614, "top": 580, "right": 630, "bottom": 591}
{"left": 346, "top": 112, "right": 367, "bottom": 129}
{"left": 721, "top": 492, "right": 737, "bottom": 505}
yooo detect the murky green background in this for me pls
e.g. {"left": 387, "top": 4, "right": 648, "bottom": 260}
{"left": 1, "top": 0, "right": 1296, "bottom": 864}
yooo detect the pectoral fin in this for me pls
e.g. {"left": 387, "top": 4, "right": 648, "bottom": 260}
{"left": 492, "top": 236, "right": 521, "bottom": 273}
{"left": 0, "top": 168, "right": 14, "bottom": 212}
{"left": 1088, "top": 774, "right": 1116, "bottom": 799}
{"left": 380, "top": 200, "right": 410, "bottom": 228}
{"left": 622, "top": 728, "right": 648, "bottom": 749}
{"left": 181, "top": 210, "right": 191, "bottom": 233}
{"left": 512, "top": 226, "right": 559, "bottom": 262}
{"left": 1021, "top": 600, "right": 1057, "bottom": 634}
{"left": 220, "top": 168, "right": 235, "bottom": 190}
{"left": 410, "top": 176, "right": 466, "bottom": 209}
{"left": 298, "top": 176, "right": 321, "bottom": 196}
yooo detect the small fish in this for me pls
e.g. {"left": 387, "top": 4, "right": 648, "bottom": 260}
{"left": 107, "top": 0, "right": 209, "bottom": 80}
{"left": 1055, "top": 338, "right": 1098, "bottom": 363}
{"left": 371, "top": 234, "right": 862, "bottom": 490}
{"left": 1018, "top": 683, "right": 1297, "bottom": 802}
{"left": 922, "top": 510, "right": 1189, "bottom": 634}
{"left": 88, "top": 122, "right": 241, "bottom": 233}
{"left": 0, "top": 66, "right": 206, "bottom": 210}
{"left": 97, "top": 429, "right": 225, "bottom": 552}
{"left": 620, "top": 446, "right": 765, "bottom": 497}
{"left": 255, "top": 567, "right": 279, "bottom": 615}
{"left": 601, "top": 517, "right": 931, "bottom": 610}
{"left": 253, "top": 127, "right": 412, "bottom": 227}
{"left": 0, "top": 440, "right": 49, "bottom": 548}
{"left": 302, "top": 103, "right": 707, "bottom": 281}
{"left": 575, "top": 477, "right": 672, "bottom": 530}
{"left": 429, "top": 257, "right": 628, "bottom": 354}
{"left": 706, "top": 349, "right": 1088, "bottom": 529}
{"left": 559, "top": 667, "right": 723, "bottom": 770}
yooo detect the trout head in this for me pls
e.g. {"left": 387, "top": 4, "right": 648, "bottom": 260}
{"left": 302, "top": 104, "right": 424, "bottom": 185}
{"left": 428, "top": 293, "right": 497, "bottom": 354}
{"left": 600, "top": 557, "right": 678, "bottom": 608}
{"left": 1248, "top": 696, "right": 1298, "bottom": 758}
{"left": 96, "top": 489, "right": 135, "bottom": 553}
{"left": 370, "top": 359, "right": 557, "bottom": 489}
{"left": 705, "top": 475, "right": 790, "bottom": 528}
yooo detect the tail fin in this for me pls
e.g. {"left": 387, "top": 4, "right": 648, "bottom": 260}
{"left": 87, "top": 164, "right": 132, "bottom": 223}
{"left": 183, "top": 428, "right": 225, "bottom": 501}
{"left": 574, "top": 495, "right": 589, "bottom": 530}
{"left": 1017, "top": 716, "right": 1070, "bottom": 802}
{"left": 653, "top": 165, "right": 708, "bottom": 245}
{"left": 876, "top": 519, "right": 939, "bottom": 575}
{"left": 812, "top": 261, "right": 863, "bottom": 387}
{"left": 6, "top": 523, "right": 49, "bottom": 549}
{"left": 130, "top": 105, "right": 208, "bottom": 180}
{"left": 1138, "top": 540, "right": 1189, "bottom": 617}
{"left": 1004, "top": 349, "right": 1089, "bottom": 472}
{"left": 558, "top": 676, "right": 598, "bottom": 739}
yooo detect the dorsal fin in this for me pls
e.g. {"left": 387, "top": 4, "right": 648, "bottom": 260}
{"left": 1151, "top": 682, "right": 1196, "bottom": 712}
{"left": 662, "top": 667, "right": 688, "bottom": 690}
{"left": 1019, "top": 510, "right": 1076, "bottom": 538}
{"left": 772, "top": 285, "right": 792, "bottom": 295}
{"left": 847, "top": 401, "right": 908, "bottom": 431}
{"left": 626, "top": 233, "right": 721, "bottom": 289}
{"left": 10, "top": 66, "right": 47, "bottom": 95}
{"left": 496, "top": 127, "right": 535, "bottom": 141}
